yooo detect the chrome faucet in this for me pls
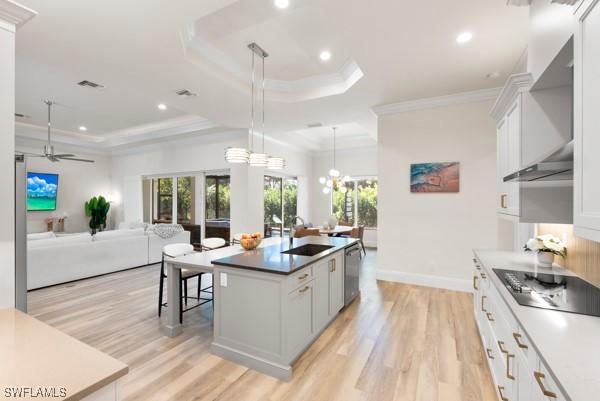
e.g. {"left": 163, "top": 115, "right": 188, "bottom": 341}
{"left": 289, "top": 216, "right": 305, "bottom": 246}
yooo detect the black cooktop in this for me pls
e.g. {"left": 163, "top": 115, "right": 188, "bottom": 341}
{"left": 493, "top": 268, "right": 600, "bottom": 317}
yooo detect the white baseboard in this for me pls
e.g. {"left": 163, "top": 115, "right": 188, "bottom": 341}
{"left": 364, "top": 241, "right": 377, "bottom": 248}
{"left": 376, "top": 269, "right": 472, "bottom": 293}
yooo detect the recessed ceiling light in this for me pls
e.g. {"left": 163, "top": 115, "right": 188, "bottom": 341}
{"left": 274, "top": 0, "right": 289, "bottom": 9}
{"left": 319, "top": 50, "right": 332, "bottom": 61}
{"left": 456, "top": 31, "right": 473, "bottom": 44}
{"left": 157, "top": 103, "right": 167, "bottom": 110}
{"left": 79, "top": 126, "right": 87, "bottom": 131}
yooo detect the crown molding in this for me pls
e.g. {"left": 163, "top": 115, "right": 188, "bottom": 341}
{"left": 489, "top": 73, "right": 533, "bottom": 121}
{"left": 371, "top": 87, "right": 502, "bottom": 116}
{"left": 0, "top": 0, "right": 36, "bottom": 32}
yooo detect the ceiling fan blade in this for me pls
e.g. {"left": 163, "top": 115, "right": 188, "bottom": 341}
{"left": 53, "top": 153, "right": 75, "bottom": 158}
{"left": 16, "top": 151, "right": 45, "bottom": 157}
{"left": 58, "top": 156, "right": 95, "bottom": 163}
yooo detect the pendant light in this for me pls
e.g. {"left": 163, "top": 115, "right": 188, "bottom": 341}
{"left": 226, "top": 42, "right": 285, "bottom": 168}
{"left": 319, "top": 127, "right": 348, "bottom": 193}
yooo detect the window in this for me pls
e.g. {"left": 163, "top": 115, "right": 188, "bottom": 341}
{"left": 264, "top": 175, "right": 298, "bottom": 236}
{"left": 332, "top": 181, "right": 355, "bottom": 226}
{"left": 206, "top": 175, "right": 230, "bottom": 220}
{"left": 154, "top": 178, "right": 173, "bottom": 222}
{"left": 357, "top": 179, "right": 377, "bottom": 228}
{"left": 332, "top": 177, "right": 377, "bottom": 229}
{"left": 177, "top": 177, "right": 194, "bottom": 224}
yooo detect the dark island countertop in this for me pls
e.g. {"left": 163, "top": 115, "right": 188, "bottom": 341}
{"left": 211, "top": 236, "right": 359, "bottom": 275}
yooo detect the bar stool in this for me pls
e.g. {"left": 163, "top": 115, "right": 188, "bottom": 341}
{"left": 158, "top": 243, "right": 212, "bottom": 323}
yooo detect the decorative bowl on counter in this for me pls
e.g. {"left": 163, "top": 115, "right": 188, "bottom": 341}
{"left": 240, "top": 232, "right": 262, "bottom": 250}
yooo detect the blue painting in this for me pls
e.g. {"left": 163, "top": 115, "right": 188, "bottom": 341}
{"left": 410, "top": 162, "right": 459, "bottom": 193}
{"left": 27, "top": 172, "right": 59, "bottom": 211}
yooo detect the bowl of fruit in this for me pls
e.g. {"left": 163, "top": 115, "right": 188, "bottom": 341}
{"left": 240, "top": 232, "right": 262, "bottom": 250}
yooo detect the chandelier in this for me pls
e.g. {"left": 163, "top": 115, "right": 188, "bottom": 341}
{"left": 225, "top": 43, "right": 285, "bottom": 169}
{"left": 319, "top": 127, "right": 350, "bottom": 194}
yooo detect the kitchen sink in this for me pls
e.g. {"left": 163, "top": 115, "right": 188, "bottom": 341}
{"left": 282, "top": 244, "right": 334, "bottom": 257}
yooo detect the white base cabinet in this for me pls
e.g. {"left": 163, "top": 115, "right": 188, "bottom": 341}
{"left": 472, "top": 257, "right": 567, "bottom": 401}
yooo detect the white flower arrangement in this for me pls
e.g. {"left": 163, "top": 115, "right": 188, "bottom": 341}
{"left": 524, "top": 234, "right": 567, "bottom": 258}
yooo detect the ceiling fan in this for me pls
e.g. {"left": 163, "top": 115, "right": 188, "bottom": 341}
{"left": 25, "top": 100, "right": 94, "bottom": 163}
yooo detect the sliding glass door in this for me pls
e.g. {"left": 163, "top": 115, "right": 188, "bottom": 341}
{"left": 264, "top": 175, "right": 297, "bottom": 237}
{"left": 205, "top": 175, "right": 230, "bottom": 220}
{"left": 153, "top": 178, "right": 173, "bottom": 223}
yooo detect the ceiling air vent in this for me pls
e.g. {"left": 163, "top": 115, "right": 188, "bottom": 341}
{"left": 307, "top": 122, "right": 323, "bottom": 128}
{"left": 77, "top": 80, "right": 105, "bottom": 89}
{"left": 175, "top": 89, "right": 197, "bottom": 97}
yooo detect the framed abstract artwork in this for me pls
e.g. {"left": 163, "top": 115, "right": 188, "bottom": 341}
{"left": 410, "top": 162, "right": 460, "bottom": 193}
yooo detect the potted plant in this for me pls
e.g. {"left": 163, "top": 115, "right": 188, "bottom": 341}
{"left": 524, "top": 234, "right": 567, "bottom": 267}
{"left": 84, "top": 196, "right": 110, "bottom": 234}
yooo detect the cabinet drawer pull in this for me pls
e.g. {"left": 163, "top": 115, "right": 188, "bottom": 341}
{"left": 498, "top": 340, "right": 508, "bottom": 354}
{"left": 299, "top": 286, "right": 310, "bottom": 293}
{"left": 480, "top": 272, "right": 487, "bottom": 279}
{"left": 534, "top": 371, "right": 557, "bottom": 398}
{"left": 500, "top": 194, "right": 508, "bottom": 209}
{"left": 473, "top": 276, "right": 479, "bottom": 290}
{"left": 506, "top": 353, "right": 515, "bottom": 380}
{"left": 298, "top": 274, "right": 309, "bottom": 280}
{"left": 486, "top": 348, "right": 494, "bottom": 359}
{"left": 486, "top": 312, "right": 495, "bottom": 322}
{"left": 330, "top": 259, "right": 336, "bottom": 272}
{"left": 481, "top": 295, "right": 487, "bottom": 312}
{"left": 497, "top": 385, "right": 509, "bottom": 401}
{"left": 513, "top": 332, "right": 528, "bottom": 349}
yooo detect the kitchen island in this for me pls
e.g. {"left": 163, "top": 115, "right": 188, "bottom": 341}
{"left": 164, "top": 236, "right": 359, "bottom": 380}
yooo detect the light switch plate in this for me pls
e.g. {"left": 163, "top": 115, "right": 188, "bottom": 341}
{"left": 220, "top": 272, "right": 228, "bottom": 287}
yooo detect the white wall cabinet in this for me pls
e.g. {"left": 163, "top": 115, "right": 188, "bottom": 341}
{"left": 472, "top": 257, "right": 568, "bottom": 401}
{"left": 496, "top": 97, "right": 522, "bottom": 217}
{"left": 574, "top": 0, "right": 600, "bottom": 241}
{"left": 491, "top": 73, "right": 573, "bottom": 225}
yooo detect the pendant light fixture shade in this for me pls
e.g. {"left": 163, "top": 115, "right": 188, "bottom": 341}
{"left": 225, "top": 147, "right": 250, "bottom": 163}
{"left": 267, "top": 156, "right": 285, "bottom": 170}
{"left": 249, "top": 152, "right": 269, "bottom": 167}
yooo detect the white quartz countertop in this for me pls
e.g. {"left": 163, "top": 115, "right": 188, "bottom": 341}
{"left": 0, "top": 309, "right": 128, "bottom": 401}
{"left": 473, "top": 249, "right": 600, "bottom": 401}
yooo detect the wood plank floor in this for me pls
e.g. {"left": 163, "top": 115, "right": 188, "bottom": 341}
{"left": 28, "top": 250, "right": 497, "bottom": 401}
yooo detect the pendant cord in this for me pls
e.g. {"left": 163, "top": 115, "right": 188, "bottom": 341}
{"left": 250, "top": 51, "right": 255, "bottom": 152}
{"left": 261, "top": 53, "right": 265, "bottom": 153}
{"left": 333, "top": 127, "right": 336, "bottom": 170}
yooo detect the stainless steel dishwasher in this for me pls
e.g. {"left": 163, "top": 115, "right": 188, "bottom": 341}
{"left": 344, "top": 244, "right": 361, "bottom": 306}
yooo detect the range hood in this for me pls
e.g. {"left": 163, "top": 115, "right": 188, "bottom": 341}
{"left": 503, "top": 141, "right": 573, "bottom": 182}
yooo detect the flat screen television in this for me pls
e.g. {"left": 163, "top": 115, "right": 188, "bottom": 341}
{"left": 27, "top": 172, "right": 59, "bottom": 211}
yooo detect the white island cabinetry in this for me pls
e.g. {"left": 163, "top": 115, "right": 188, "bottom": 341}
{"left": 211, "top": 249, "right": 348, "bottom": 381}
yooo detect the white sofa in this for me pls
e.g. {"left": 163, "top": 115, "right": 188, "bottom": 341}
{"left": 27, "top": 227, "right": 190, "bottom": 290}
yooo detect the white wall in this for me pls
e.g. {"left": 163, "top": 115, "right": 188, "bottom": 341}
{"left": 0, "top": 18, "right": 17, "bottom": 308}
{"left": 18, "top": 145, "right": 113, "bottom": 233}
{"left": 377, "top": 100, "right": 498, "bottom": 291}
{"left": 110, "top": 132, "right": 312, "bottom": 236}
{"left": 310, "top": 146, "right": 378, "bottom": 246}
